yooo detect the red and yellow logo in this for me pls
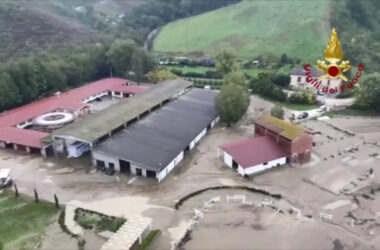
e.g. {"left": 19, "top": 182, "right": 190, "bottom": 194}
{"left": 304, "top": 28, "right": 364, "bottom": 93}
{"left": 316, "top": 28, "right": 350, "bottom": 81}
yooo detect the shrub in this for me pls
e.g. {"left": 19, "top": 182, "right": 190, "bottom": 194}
{"left": 271, "top": 105, "right": 284, "bottom": 119}
{"left": 170, "top": 69, "right": 183, "bottom": 76}
{"left": 205, "top": 70, "right": 222, "bottom": 79}
{"left": 183, "top": 72, "right": 205, "bottom": 78}
{"left": 288, "top": 89, "right": 316, "bottom": 104}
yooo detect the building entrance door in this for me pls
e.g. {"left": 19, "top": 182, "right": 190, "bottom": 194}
{"left": 135, "top": 168, "right": 142, "bottom": 176}
{"left": 119, "top": 159, "right": 131, "bottom": 174}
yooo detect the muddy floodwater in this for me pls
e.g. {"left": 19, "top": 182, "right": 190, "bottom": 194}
{"left": 171, "top": 190, "right": 368, "bottom": 250}
{"left": 41, "top": 220, "right": 106, "bottom": 250}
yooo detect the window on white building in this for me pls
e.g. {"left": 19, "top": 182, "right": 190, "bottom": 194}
{"left": 297, "top": 76, "right": 301, "bottom": 82}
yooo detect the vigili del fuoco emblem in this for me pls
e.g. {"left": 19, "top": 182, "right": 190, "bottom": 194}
{"left": 316, "top": 28, "right": 351, "bottom": 81}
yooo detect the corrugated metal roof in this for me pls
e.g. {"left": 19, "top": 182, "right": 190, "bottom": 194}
{"left": 254, "top": 115, "right": 304, "bottom": 141}
{"left": 220, "top": 136, "right": 288, "bottom": 168}
{"left": 53, "top": 79, "right": 193, "bottom": 143}
{"left": 93, "top": 88, "right": 218, "bottom": 172}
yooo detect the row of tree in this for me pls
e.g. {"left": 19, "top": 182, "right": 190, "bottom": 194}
{"left": 0, "top": 40, "right": 156, "bottom": 111}
{"left": 215, "top": 48, "right": 250, "bottom": 126}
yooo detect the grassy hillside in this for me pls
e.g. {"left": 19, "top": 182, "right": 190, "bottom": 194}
{"left": 0, "top": 2, "right": 107, "bottom": 60}
{"left": 154, "top": 0, "right": 331, "bottom": 61}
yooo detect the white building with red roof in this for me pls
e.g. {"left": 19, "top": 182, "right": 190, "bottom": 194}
{"left": 220, "top": 115, "right": 312, "bottom": 177}
{"left": 220, "top": 136, "right": 288, "bottom": 176}
{"left": 0, "top": 78, "right": 146, "bottom": 156}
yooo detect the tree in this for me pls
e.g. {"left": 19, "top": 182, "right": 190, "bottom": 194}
{"left": 34, "top": 188, "right": 39, "bottom": 203}
{"left": 215, "top": 48, "right": 238, "bottom": 76}
{"left": 54, "top": 194, "right": 60, "bottom": 208}
{"left": 354, "top": 73, "right": 380, "bottom": 112}
{"left": 249, "top": 73, "right": 287, "bottom": 102}
{"left": 130, "top": 48, "right": 144, "bottom": 84}
{"left": 147, "top": 69, "right": 178, "bottom": 83}
{"left": 106, "top": 39, "right": 137, "bottom": 77}
{"left": 223, "top": 71, "right": 246, "bottom": 87}
{"left": 0, "top": 72, "right": 20, "bottom": 110}
{"left": 270, "top": 105, "right": 284, "bottom": 119}
{"left": 216, "top": 83, "right": 250, "bottom": 126}
{"left": 14, "top": 184, "right": 19, "bottom": 197}
{"left": 271, "top": 74, "right": 290, "bottom": 87}
{"left": 280, "top": 53, "right": 288, "bottom": 65}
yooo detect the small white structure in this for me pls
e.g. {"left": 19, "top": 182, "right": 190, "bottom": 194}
{"left": 226, "top": 195, "right": 246, "bottom": 204}
{"left": 319, "top": 212, "right": 333, "bottom": 223}
{"left": 67, "top": 141, "right": 90, "bottom": 158}
{"left": 290, "top": 68, "right": 341, "bottom": 93}
{"left": 220, "top": 136, "right": 288, "bottom": 177}
{"left": 101, "top": 216, "right": 152, "bottom": 250}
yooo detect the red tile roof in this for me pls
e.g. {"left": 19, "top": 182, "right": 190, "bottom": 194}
{"left": 220, "top": 136, "right": 288, "bottom": 168}
{"left": 0, "top": 78, "right": 146, "bottom": 149}
{"left": 0, "top": 127, "right": 49, "bottom": 148}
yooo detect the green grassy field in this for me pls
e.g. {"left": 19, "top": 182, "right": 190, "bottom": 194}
{"left": 324, "top": 108, "right": 379, "bottom": 117}
{"left": 154, "top": 0, "right": 331, "bottom": 61}
{"left": 0, "top": 192, "right": 60, "bottom": 249}
{"left": 276, "top": 102, "right": 318, "bottom": 111}
{"left": 163, "top": 64, "right": 292, "bottom": 78}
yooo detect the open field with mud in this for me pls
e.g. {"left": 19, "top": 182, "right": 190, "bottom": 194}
{"left": 1, "top": 95, "right": 380, "bottom": 249}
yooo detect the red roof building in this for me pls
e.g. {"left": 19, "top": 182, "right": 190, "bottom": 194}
{"left": 0, "top": 78, "right": 146, "bottom": 154}
{"left": 221, "top": 136, "right": 288, "bottom": 169}
{"left": 220, "top": 115, "right": 312, "bottom": 177}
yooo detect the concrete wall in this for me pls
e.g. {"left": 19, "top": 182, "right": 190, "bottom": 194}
{"left": 223, "top": 152, "right": 233, "bottom": 168}
{"left": 240, "top": 156, "right": 287, "bottom": 176}
{"left": 83, "top": 91, "right": 108, "bottom": 103}
{"left": 157, "top": 151, "right": 184, "bottom": 182}
{"left": 92, "top": 151, "right": 120, "bottom": 171}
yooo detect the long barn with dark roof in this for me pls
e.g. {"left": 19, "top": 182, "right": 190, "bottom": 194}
{"left": 91, "top": 88, "right": 219, "bottom": 182}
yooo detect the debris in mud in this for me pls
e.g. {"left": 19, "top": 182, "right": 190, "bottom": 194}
{"left": 332, "top": 239, "right": 344, "bottom": 250}
{"left": 251, "top": 224, "right": 265, "bottom": 230}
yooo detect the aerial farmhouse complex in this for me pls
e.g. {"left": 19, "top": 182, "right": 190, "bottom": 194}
{"left": 221, "top": 115, "right": 312, "bottom": 177}
{"left": 0, "top": 77, "right": 219, "bottom": 181}
{"left": 0, "top": 78, "right": 145, "bottom": 157}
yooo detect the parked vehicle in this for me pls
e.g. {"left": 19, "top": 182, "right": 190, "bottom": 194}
{"left": 0, "top": 168, "right": 12, "bottom": 190}
{"left": 200, "top": 58, "right": 215, "bottom": 67}
{"left": 298, "top": 112, "right": 308, "bottom": 119}
{"left": 317, "top": 105, "right": 327, "bottom": 112}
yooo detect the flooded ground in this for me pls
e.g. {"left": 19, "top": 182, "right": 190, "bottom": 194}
{"left": 41, "top": 220, "right": 106, "bottom": 250}
{"left": 1, "top": 95, "right": 380, "bottom": 249}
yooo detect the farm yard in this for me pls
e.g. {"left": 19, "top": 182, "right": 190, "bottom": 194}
{"left": 1, "top": 94, "right": 380, "bottom": 249}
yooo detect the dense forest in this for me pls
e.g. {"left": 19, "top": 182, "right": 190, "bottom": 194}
{"left": 331, "top": 0, "right": 380, "bottom": 73}
{"left": 0, "top": 0, "right": 239, "bottom": 112}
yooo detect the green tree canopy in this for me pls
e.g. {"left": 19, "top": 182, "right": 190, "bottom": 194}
{"left": 270, "top": 105, "right": 284, "bottom": 119}
{"left": 215, "top": 48, "right": 238, "bottom": 76}
{"left": 216, "top": 82, "right": 250, "bottom": 126}
{"left": 0, "top": 72, "right": 20, "bottom": 109}
{"left": 354, "top": 73, "right": 380, "bottom": 112}
{"left": 147, "top": 69, "right": 178, "bottom": 84}
{"left": 223, "top": 71, "right": 246, "bottom": 87}
{"left": 106, "top": 39, "right": 137, "bottom": 77}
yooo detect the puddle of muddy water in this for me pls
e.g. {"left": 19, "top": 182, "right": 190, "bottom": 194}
{"left": 41, "top": 220, "right": 106, "bottom": 250}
